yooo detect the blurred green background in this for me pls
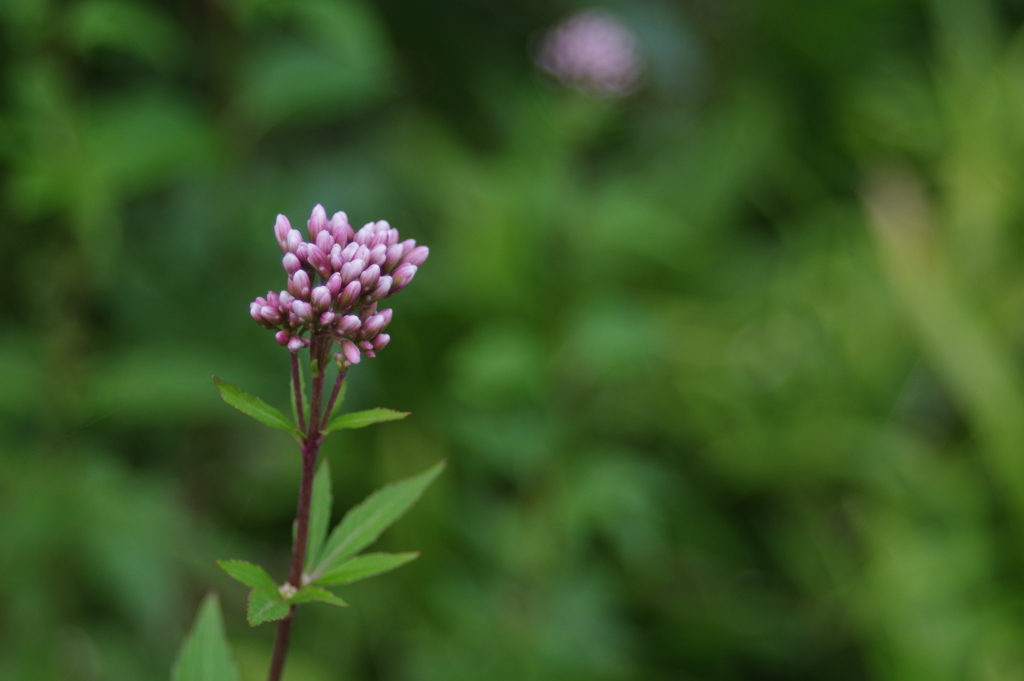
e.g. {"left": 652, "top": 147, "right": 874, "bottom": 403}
{"left": 5, "top": 0, "right": 1024, "bottom": 679}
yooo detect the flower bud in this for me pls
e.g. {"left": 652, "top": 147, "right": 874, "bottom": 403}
{"left": 327, "top": 272, "right": 342, "bottom": 297}
{"left": 371, "top": 275, "right": 392, "bottom": 300}
{"left": 383, "top": 244, "right": 404, "bottom": 272}
{"left": 307, "top": 204, "right": 328, "bottom": 241}
{"left": 307, "top": 245, "right": 331, "bottom": 279}
{"left": 341, "top": 259, "right": 365, "bottom": 285}
{"left": 275, "top": 331, "right": 291, "bottom": 346}
{"left": 311, "top": 286, "right": 332, "bottom": 311}
{"left": 330, "top": 244, "right": 344, "bottom": 270}
{"left": 292, "top": 300, "right": 315, "bottom": 324}
{"left": 329, "top": 212, "right": 353, "bottom": 246}
{"left": 315, "top": 230, "right": 334, "bottom": 254}
{"left": 289, "top": 270, "right": 311, "bottom": 298}
{"left": 355, "top": 223, "right": 374, "bottom": 245}
{"left": 341, "top": 242, "right": 359, "bottom": 262}
{"left": 249, "top": 302, "right": 263, "bottom": 322}
{"left": 372, "top": 333, "right": 391, "bottom": 351}
{"left": 336, "top": 314, "right": 361, "bottom": 336}
{"left": 286, "top": 229, "right": 303, "bottom": 253}
{"left": 399, "top": 238, "right": 417, "bottom": 252}
{"left": 339, "top": 339, "right": 361, "bottom": 365}
{"left": 354, "top": 245, "right": 370, "bottom": 263}
{"left": 337, "top": 280, "right": 361, "bottom": 309}
{"left": 288, "top": 336, "right": 306, "bottom": 352}
{"left": 282, "top": 252, "right": 301, "bottom": 274}
{"left": 278, "top": 291, "right": 294, "bottom": 307}
{"left": 293, "top": 269, "right": 312, "bottom": 293}
{"left": 360, "top": 302, "right": 378, "bottom": 320}
{"left": 319, "top": 311, "right": 336, "bottom": 326}
{"left": 403, "top": 245, "right": 430, "bottom": 267}
{"left": 261, "top": 306, "right": 282, "bottom": 324}
{"left": 391, "top": 264, "right": 417, "bottom": 291}
{"left": 275, "top": 215, "right": 292, "bottom": 251}
{"left": 295, "top": 242, "right": 309, "bottom": 263}
{"left": 368, "top": 244, "right": 387, "bottom": 267}
{"left": 359, "top": 264, "right": 381, "bottom": 290}
{"left": 361, "top": 313, "right": 386, "bottom": 338}
{"left": 378, "top": 308, "right": 393, "bottom": 329}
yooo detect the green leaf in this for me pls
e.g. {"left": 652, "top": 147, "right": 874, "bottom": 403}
{"left": 67, "top": 0, "right": 182, "bottom": 70}
{"left": 292, "top": 586, "right": 348, "bottom": 607}
{"left": 247, "top": 588, "right": 290, "bottom": 627}
{"left": 216, "top": 560, "right": 277, "bottom": 592}
{"left": 315, "top": 552, "right": 420, "bottom": 586}
{"left": 172, "top": 593, "right": 240, "bottom": 681}
{"left": 304, "top": 459, "right": 333, "bottom": 572}
{"left": 236, "top": 14, "right": 391, "bottom": 133}
{"left": 310, "top": 461, "right": 445, "bottom": 579}
{"left": 324, "top": 408, "right": 409, "bottom": 433}
{"left": 213, "top": 376, "right": 295, "bottom": 433}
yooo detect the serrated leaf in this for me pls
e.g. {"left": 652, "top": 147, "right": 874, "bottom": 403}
{"left": 324, "top": 408, "right": 409, "bottom": 433}
{"left": 214, "top": 376, "right": 295, "bottom": 433}
{"left": 247, "top": 588, "right": 290, "bottom": 626}
{"left": 216, "top": 560, "right": 277, "bottom": 592}
{"left": 315, "top": 552, "right": 420, "bottom": 586}
{"left": 172, "top": 593, "right": 240, "bottom": 681}
{"left": 292, "top": 586, "right": 348, "bottom": 607}
{"left": 310, "top": 461, "right": 445, "bottom": 580}
{"left": 304, "top": 459, "right": 333, "bottom": 572}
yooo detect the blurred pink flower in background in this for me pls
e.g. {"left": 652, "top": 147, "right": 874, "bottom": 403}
{"left": 536, "top": 9, "right": 643, "bottom": 98}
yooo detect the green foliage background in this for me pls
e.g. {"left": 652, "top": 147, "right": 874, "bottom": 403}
{"left": 4, "top": 0, "right": 1024, "bottom": 678}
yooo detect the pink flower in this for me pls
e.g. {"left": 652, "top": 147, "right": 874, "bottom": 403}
{"left": 537, "top": 10, "right": 643, "bottom": 98}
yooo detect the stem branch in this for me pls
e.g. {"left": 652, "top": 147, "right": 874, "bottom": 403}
{"left": 290, "top": 352, "right": 306, "bottom": 434}
{"left": 321, "top": 368, "right": 347, "bottom": 431}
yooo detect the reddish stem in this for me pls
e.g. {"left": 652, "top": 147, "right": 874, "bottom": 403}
{"left": 267, "top": 335, "right": 328, "bottom": 681}
{"left": 265, "top": 606, "right": 296, "bottom": 681}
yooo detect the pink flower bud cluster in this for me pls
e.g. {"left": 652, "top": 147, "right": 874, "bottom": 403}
{"left": 249, "top": 205, "right": 428, "bottom": 365}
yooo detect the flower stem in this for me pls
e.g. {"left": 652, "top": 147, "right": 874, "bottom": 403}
{"left": 290, "top": 352, "right": 306, "bottom": 434}
{"left": 268, "top": 336, "right": 328, "bottom": 681}
{"left": 321, "top": 368, "right": 347, "bottom": 431}
{"left": 266, "top": 605, "right": 296, "bottom": 681}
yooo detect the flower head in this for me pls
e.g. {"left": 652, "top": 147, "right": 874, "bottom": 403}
{"left": 536, "top": 9, "right": 643, "bottom": 98}
{"left": 250, "top": 205, "right": 427, "bottom": 365}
